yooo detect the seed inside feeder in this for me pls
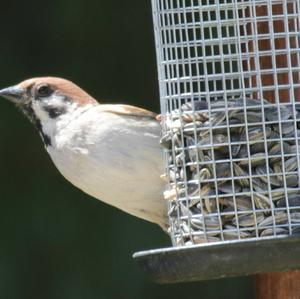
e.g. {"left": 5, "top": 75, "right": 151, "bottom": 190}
{"left": 162, "top": 99, "right": 300, "bottom": 246}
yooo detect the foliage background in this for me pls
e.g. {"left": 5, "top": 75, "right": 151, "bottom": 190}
{"left": 0, "top": 1, "right": 254, "bottom": 298}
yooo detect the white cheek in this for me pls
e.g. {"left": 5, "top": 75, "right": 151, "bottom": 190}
{"left": 31, "top": 95, "right": 78, "bottom": 139}
{"left": 44, "top": 95, "right": 66, "bottom": 107}
{"left": 33, "top": 95, "right": 75, "bottom": 119}
{"left": 32, "top": 100, "right": 51, "bottom": 123}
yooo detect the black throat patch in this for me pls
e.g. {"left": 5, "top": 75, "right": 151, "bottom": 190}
{"left": 21, "top": 104, "right": 52, "bottom": 147}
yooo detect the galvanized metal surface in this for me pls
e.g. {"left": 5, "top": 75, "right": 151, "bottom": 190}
{"left": 133, "top": 236, "right": 300, "bottom": 283}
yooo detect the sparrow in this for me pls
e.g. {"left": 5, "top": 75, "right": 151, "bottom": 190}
{"left": 0, "top": 77, "right": 168, "bottom": 230}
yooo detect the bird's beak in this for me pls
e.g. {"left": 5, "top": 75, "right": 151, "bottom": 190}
{"left": 0, "top": 85, "right": 25, "bottom": 103}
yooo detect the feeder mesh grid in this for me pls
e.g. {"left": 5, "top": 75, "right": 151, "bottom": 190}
{"left": 151, "top": 0, "right": 300, "bottom": 246}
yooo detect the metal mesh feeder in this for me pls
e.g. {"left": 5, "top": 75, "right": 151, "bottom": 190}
{"left": 133, "top": 0, "right": 300, "bottom": 284}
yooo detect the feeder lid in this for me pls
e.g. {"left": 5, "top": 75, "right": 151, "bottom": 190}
{"left": 133, "top": 236, "right": 300, "bottom": 283}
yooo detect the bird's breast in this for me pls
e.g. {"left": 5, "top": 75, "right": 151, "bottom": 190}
{"left": 47, "top": 109, "right": 166, "bottom": 225}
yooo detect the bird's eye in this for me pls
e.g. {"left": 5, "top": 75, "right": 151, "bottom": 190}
{"left": 36, "top": 84, "right": 53, "bottom": 97}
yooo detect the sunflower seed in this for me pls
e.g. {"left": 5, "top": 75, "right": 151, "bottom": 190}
{"left": 163, "top": 99, "right": 300, "bottom": 245}
{"left": 232, "top": 212, "right": 264, "bottom": 227}
{"left": 260, "top": 227, "right": 289, "bottom": 237}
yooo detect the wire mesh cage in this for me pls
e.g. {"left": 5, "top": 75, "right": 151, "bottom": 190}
{"left": 152, "top": 0, "right": 300, "bottom": 247}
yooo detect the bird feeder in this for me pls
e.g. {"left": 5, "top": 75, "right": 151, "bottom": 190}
{"left": 134, "top": 0, "right": 300, "bottom": 297}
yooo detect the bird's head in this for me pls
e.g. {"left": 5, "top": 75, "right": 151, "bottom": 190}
{"left": 0, "top": 77, "right": 98, "bottom": 146}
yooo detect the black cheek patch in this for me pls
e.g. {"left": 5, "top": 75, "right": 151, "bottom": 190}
{"left": 44, "top": 106, "right": 67, "bottom": 119}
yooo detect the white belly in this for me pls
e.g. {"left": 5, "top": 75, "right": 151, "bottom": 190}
{"left": 47, "top": 108, "right": 167, "bottom": 228}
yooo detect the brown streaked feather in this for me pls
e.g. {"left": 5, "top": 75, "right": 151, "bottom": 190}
{"left": 19, "top": 77, "right": 98, "bottom": 105}
{"left": 96, "top": 104, "right": 158, "bottom": 119}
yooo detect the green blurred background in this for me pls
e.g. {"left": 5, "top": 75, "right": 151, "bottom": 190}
{"left": 0, "top": 1, "right": 254, "bottom": 298}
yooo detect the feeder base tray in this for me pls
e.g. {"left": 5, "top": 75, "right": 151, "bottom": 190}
{"left": 133, "top": 236, "right": 300, "bottom": 283}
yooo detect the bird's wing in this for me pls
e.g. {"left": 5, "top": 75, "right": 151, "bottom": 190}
{"left": 97, "top": 104, "right": 158, "bottom": 119}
